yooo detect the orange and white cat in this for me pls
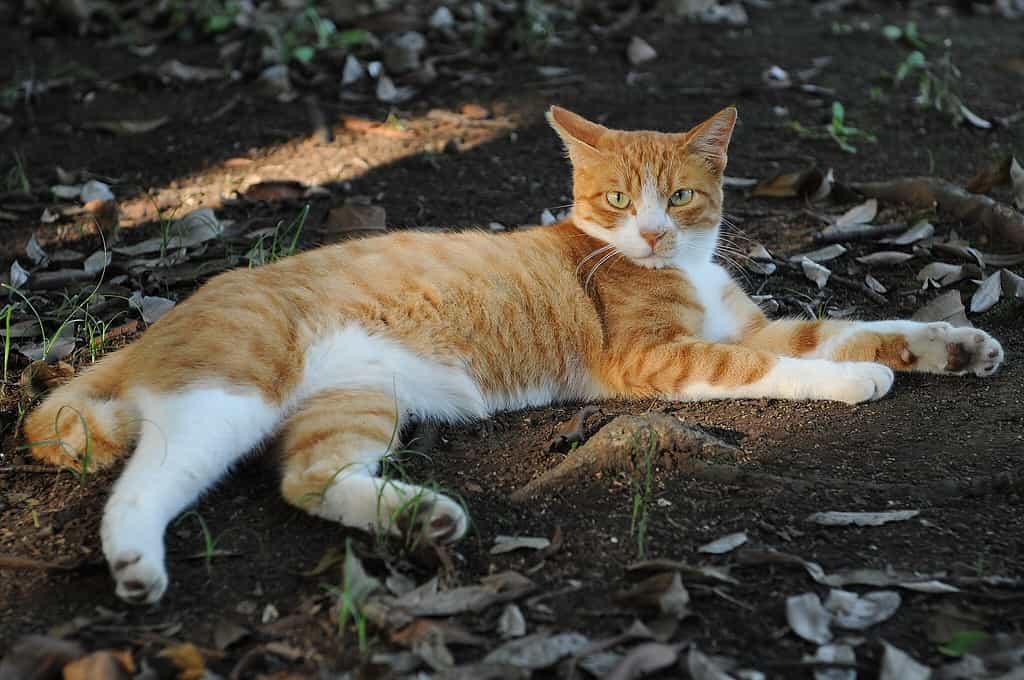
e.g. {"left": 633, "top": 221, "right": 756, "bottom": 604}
{"left": 25, "top": 106, "right": 1003, "bottom": 604}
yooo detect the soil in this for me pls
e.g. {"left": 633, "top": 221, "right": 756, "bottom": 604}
{"left": 1, "top": 3, "right": 1023, "bottom": 678}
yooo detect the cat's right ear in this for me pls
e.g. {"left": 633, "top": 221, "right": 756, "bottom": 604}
{"left": 547, "top": 106, "right": 607, "bottom": 162}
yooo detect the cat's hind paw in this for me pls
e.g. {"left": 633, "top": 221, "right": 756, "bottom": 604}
{"left": 911, "top": 323, "right": 1004, "bottom": 377}
{"left": 832, "top": 362, "right": 894, "bottom": 404}
{"left": 396, "top": 492, "right": 469, "bottom": 544}
{"left": 109, "top": 550, "right": 168, "bottom": 605}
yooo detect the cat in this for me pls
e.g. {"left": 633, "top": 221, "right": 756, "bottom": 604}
{"left": 24, "top": 106, "right": 1004, "bottom": 604}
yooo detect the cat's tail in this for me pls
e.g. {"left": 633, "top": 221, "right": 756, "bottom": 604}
{"left": 23, "top": 352, "right": 140, "bottom": 471}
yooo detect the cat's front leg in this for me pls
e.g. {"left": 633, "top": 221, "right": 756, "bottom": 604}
{"left": 827, "top": 321, "right": 1004, "bottom": 376}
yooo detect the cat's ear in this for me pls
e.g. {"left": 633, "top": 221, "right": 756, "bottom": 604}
{"left": 547, "top": 106, "right": 607, "bottom": 162}
{"left": 685, "top": 107, "right": 737, "bottom": 173}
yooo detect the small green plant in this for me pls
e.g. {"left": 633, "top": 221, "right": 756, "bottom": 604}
{"left": 789, "top": 102, "right": 876, "bottom": 154}
{"left": 629, "top": 426, "right": 658, "bottom": 560}
{"left": 323, "top": 539, "right": 380, "bottom": 655}
{"left": 938, "top": 630, "right": 989, "bottom": 657}
{"left": 891, "top": 48, "right": 969, "bottom": 125}
{"left": 881, "top": 21, "right": 929, "bottom": 50}
{"left": 5, "top": 152, "right": 30, "bottom": 194}
{"left": 3, "top": 304, "right": 12, "bottom": 384}
{"left": 247, "top": 204, "right": 309, "bottom": 267}
{"left": 509, "top": 0, "right": 562, "bottom": 55}
{"left": 176, "top": 510, "right": 217, "bottom": 572}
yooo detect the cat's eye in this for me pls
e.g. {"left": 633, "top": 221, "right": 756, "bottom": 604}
{"left": 669, "top": 188, "right": 694, "bottom": 207}
{"left": 606, "top": 191, "right": 631, "bottom": 209}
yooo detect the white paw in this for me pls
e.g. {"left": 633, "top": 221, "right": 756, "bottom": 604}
{"left": 108, "top": 550, "right": 168, "bottom": 604}
{"left": 832, "top": 362, "right": 894, "bottom": 404}
{"left": 939, "top": 325, "right": 1004, "bottom": 377}
{"left": 396, "top": 491, "right": 469, "bottom": 544}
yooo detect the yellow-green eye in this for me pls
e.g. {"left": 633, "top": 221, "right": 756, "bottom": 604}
{"left": 669, "top": 188, "right": 694, "bottom": 207}
{"left": 606, "top": 191, "right": 631, "bottom": 209}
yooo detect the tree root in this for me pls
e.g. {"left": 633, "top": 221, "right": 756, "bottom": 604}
{"left": 510, "top": 413, "right": 1024, "bottom": 505}
{"left": 849, "top": 177, "right": 1024, "bottom": 250}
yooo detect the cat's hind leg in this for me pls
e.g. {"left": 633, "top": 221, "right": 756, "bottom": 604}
{"left": 102, "top": 387, "right": 281, "bottom": 604}
{"left": 278, "top": 388, "right": 468, "bottom": 544}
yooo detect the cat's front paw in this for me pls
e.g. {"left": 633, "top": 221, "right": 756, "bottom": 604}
{"left": 396, "top": 492, "right": 469, "bottom": 544}
{"left": 912, "top": 323, "right": 1004, "bottom": 377}
{"left": 831, "top": 362, "right": 894, "bottom": 404}
{"left": 109, "top": 549, "right": 168, "bottom": 604}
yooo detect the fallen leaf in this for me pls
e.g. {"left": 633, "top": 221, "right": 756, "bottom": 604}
{"left": 113, "top": 208, "right": 222, "bottom": 256}
{"left": 83, "top": 250, "right": 111, "bottom": 275}
{"left": 491, "top": 536, "right": 551, "bottom": 555}
{"left": 605, "top": 642, "right": 684, "bottom": 680}
{"left": 157, "top": 59, "right": 223, "bottom": 82}
{"left": 627, "top": 36, "right": 657, "bottom": 65}
{"left": 213, "top": 620, "right": 250, "bottom": 651}
{"left": 9, "top": 260, "right": 29, "bottom": 288}
{"left": 882, "top": 221, "right": 935, "bottom": 245}
{"left": 80, "top": 180, "right": 114, "bottom": 204}
{"left": 82, "top": 117, "right": 170, "bottom": 135}
{"left": 687, "top": 648, "right": 735, "bottom": 680}
{"left": 579, "top": 651, "right": 623, "bottom": 678}
{"left": 243, "top": 180, "right": 307, "bottom": 202}
{"left": 540, "top": 209, "right": 557, "bottom": 225}
{"left": 626, "top": 559, "right": 737, "bottom": 585}
{"left": 787, "top": 593, "right": 832, "bottom": 644}
{"left": 497, "top": 604, "right": 526, "bottom": 639}
{"left": 912, "top": 290, "right": 972, "bottom": 327}
{"left": 699, "top": 531, "right": 748, "bottom": 554}
{"left": 855, "top": 251, "right": 914, "bottom": 266}
{"left": 751, "top": 167, "right": 831, "bottom": 200}
{"left": 788, "top": 244, "right": 847, "bottom": 263}
{"left": 960, "top": 104, "right": 992, "bottom": 129}
{"left": 548, "top": 405, "right": 599, "bottom": 452}
{"left": 801, "top": 257, "right": 831, "bottom": 289}
{"left": 377, "top": 75, "right": 416, "bottom": 104}
{"left": 970, "top": 271, "right": 1003, "bottom": 313}
{"left": 723, "top": 176, "right": 759, "bottom": 188}
{"left": 615, "top": 572, "right": 691, "bottom": 620}
{"left": 324, "top": 204, "right": 387, "bottom": 238}
{"left": 825, "top": 590, "right": 901, "bottom": 630}
{"left": 392, "top": 618, "right": 487, "bottom": 648}
{"left": 1011, "top": 156, "right": 1024, "bottom": 210}
{"left": 879, "top": 642, "right": 932, "bottom": 680}
{"left": 0, "top": 635, "right": 84, "bottom": 680}
{"left": 483, "top": 632, "right": 589, "bottom": 669}
{"left": 57, "top": 650, "right": 133, "bottom": 680}
{"left": 1001, "top": 269, "right": 1024, "bottom": 299}
{"left": 52, "top": 184, "right": 82, "bottom": 200}
{"left": 813, "top": 644, "right": 855, "bottom": 680}
{"left": 865, "top": 274, "right": 887, "bottom": 294}
{"left": 342, "top": 55, "right": 365, "bottom": 85}
{"left": 414, "top": 631, "right": 454, "bottom": 671}
{"left": 966, "top": 156, "right": 1012, "bottom": 194}
{"left": 808, "top": 510, "right": 919, "bottom": 527}
{"left": 26, "top": 234, "right": 49, "bottom": 267}
{"left": 937, "top": 629, "right": 988, "bottom": 657}
{"left": 129, "top": 292, "right": 176, "bottom": 324}
{"left": 917, "top": 262, "right": 967, "bottom": 287}
{"left": 834, "top": 199, "right": 878, "bottom": 228}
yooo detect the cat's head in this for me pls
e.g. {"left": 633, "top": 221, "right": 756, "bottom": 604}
{"left": 547, "top": 106, "right": 736, "bottom": 268}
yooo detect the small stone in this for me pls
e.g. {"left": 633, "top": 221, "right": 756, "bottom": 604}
{"left": 429, "top": 6, "right": 455, "bottom": 30}
{"left": 627, "top": 36, "right": 657, "bottom": 65}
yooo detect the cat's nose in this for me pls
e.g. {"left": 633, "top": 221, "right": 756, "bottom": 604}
{"left": 640, "top": 231, "right": 664, "bottom": 249}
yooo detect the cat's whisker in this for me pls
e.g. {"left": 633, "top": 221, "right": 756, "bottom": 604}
{"left": 575, "top": 244, "right": 616, "bottom": 277}
{"left": 584, "top": 248, "right": 620, "bottom": 292}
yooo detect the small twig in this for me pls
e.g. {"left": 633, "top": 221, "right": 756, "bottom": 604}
{"left": 0, "top": 465, "right": 65, "bottom": 474}
{"left": 772, "top": 258, "right": 888, "bottom": 305}
{"left": 0, "top": 554, "right": 76, "bottom": 571}
{"left": 201, "top": 93, "right": 242, "bottom": 123}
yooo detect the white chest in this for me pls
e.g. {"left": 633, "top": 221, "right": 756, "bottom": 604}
{"left": 684, "top": 263, "right": 742, "bottom": 343}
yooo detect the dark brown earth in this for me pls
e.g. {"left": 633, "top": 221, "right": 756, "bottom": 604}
{"left": 1, "top": 2, "right": 1023, "bottom": 678}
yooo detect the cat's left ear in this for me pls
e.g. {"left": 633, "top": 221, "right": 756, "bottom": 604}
{"left": 684, "top": 107, "right": 737, "bottom": 173}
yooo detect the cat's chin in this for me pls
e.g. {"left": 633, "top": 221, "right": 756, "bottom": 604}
{"left": 630, "top": 254, "right": 675, "bottom": 269}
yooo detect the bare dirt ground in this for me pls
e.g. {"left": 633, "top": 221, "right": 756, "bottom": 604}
{"left": 1, "top": 2, "right": 1023, "bottom": 678}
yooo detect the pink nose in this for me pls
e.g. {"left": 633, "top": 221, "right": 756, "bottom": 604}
{"left": 640, "top": 231, "right": 663, "bottom": 249}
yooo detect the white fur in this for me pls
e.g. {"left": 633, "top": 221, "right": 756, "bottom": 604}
{"left": 676, "top": 357, "right": 894, "bottom": 404}
{"left": 102, "top": 387, "right": 280, "bottom": 603}
{"left": 677, "top": 260, "right": 741, "bottom": 343}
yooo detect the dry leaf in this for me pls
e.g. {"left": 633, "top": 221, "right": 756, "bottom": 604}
{"left": 243, "top": 180, "right": 307, "bottom": 202}
{"left": 342, "top": 55, "right": 365, "bottom": 85}
{"left": 0, "top": 635, "right": 84, "bottom": 680}
{"left": 605, "top": 642, "right": 683, "bottom": 680}
{"left": 686, "top": 648, "right": 736, "bottom": 680}
{"left": 865, "top": 274, "right": 887, "bottom": 294}
{"left": 855, "top": 251, "right": 914, "bottom": 266}
{"left": 212, "top": 621, "right": 250, "bottom": 651}
{"left": 808, "top": 510, "right": 919, "bottom": 526}
{"left": 129, "top": 292, "right": 176, "bottom": 324}
{"left": 157, "top": 59, "right": 223, "bottom": 82}
{"left": 324, "top": 205, "right": 387, "bottom": 237}
{"left": 497, "top": 604, "right": 526, "bottom": 639}
{"left": 960, "top": 104, "right": 992, "bottom": 129}
{"left": 788, "top": 244, "right": 847, "bottom": 263}
{"left": 626, "top": 559, "right": 737, "bottom": 585}
{"left": 80, "top": 180, "right": 114, "bottom": 204}
{"left": 626, "top": 36, "right": 657, "bottom": 65}
{"left": 83, "top": 250, "right": 111, "bottom": 275}
{"left": 912, "top": 290, "right": 971, "bottom": 327}
{"left": 879, "top": 642, "right": 932, "bottom": 680}
{"left": 834, "top": 199, "right": 877, "bottom": 228}
{"left": 114, "top": 208, "right": 222, "bottom": 256}
{"left": 1011, "top": 156, "right": 1024, "bottom": 210}
{"left": 751, "top": 167, "right": 831, "bottom": 200}
{"left": 698, "top": 531, "right": 748, "bottom": 554}
{"left": 83, "top": 117, "right": 170, "bottom": 135}
{"left": 9, "top": 260, "right": 29, "bottom": 288}
{"left": 917, "top": 262, "right": 967, "bottom": 287}
{"left": 483, "top": 632, "right": 589, "bottom": 669}
{"left": 882, "top": 221, "right": 934, "bottom": 245}
{"left": 813, "top": 644, "right": 855, "bottom": 680}
{"left": 825, "top": 590, "right": 901, "bottom": 630}
{"left": 376, "top": 75, "right": 416, "bottom": 104}
{"left": 966, "top": 156, "right": 1012, "bottom": 194}
{"left": 490, "top": 536, "right": 551, "bottom": 555}
{"left": 615, "top": 571, "right": 691, "bottom": 620}
{"left": 801, "top": 258, "right": 831, "bottom": 289}
{"left": 970, "top": 271, "right": 1003, "bottom": 313}
{"left": 26, "top": 234, "right": 49, "bottom": 266}
{"left": 787, "top": 593, "right": 832, "bottom": 644}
